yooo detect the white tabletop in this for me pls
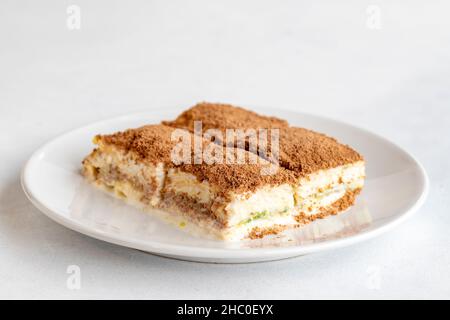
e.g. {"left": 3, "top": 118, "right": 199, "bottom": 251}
{"left": 1, "top": 0, "right": 449, "bottom": 299}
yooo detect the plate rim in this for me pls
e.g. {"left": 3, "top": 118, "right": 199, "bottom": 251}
{"left": 21, "top": 107, "right": 430, "bottom": 259}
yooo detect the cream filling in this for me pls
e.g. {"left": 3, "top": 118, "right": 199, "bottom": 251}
{"left": 225, "top": 184, "right": 295, "bottom": 227}
{"left": 165, "top": 170, "right": 214, "bottom": 204}
{"left": 83, "top": 146, "right": 165, "bottom": 206}
{"left": 295, "top": 161, "right": 365, "bottom": 216}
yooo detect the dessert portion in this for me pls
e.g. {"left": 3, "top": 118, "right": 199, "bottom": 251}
{"left": 82, "top": 103, "right": 365, "bottom": 240}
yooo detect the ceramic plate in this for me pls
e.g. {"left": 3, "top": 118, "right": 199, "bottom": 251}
{"left": 21, "top": 107, "right": 428, "bottom": 263}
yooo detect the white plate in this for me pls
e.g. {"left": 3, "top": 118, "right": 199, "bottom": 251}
{"left": 21, "top": 107, "right": 429, "bottom": 263}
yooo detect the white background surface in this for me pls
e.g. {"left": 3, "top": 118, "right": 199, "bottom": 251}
{"left": 0, "top": 0, "right": 449, "bottom": 299}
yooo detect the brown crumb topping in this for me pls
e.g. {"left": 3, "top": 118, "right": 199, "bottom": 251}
{"left": 278, "top": 127, "right": 363, "bottom": 177}
{"left": 98, "top": 125, "right": 175, "bottom": 164}
{"left": 163, "top": 102, "right": 289, "bottom": 132}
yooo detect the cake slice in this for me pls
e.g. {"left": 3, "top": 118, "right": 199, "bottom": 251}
{"left": 163, "top": 102, "right": 365, "bottom": 229}
{"left": 82, "top": 103, "right": 365, "bottom": 240}
{"left": 82, "top": 124, "right": 299, "bottom": 240}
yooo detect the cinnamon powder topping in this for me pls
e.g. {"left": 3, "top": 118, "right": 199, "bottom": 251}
{"left": 278, "top": 127, "right": 363, "bottom": 177}
{"left": 163, "top": 102, "right": 289, "bottom": 132}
